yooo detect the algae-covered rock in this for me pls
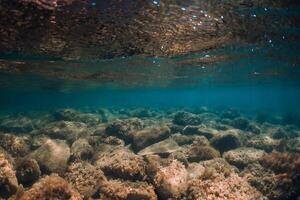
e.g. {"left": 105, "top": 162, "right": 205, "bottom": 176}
{"left": 154, "top": 160, "right": 188, "bottom": 199}
{"left": 245, "top": 136, "right": 281, "bottom": 152}
{"left": 223, "top": 147, "right": 266, "bottom": 169}
{"left": 54, "top": 109, "right": 101, "bottom": 125}
{"left": 29, "top": 139, "right": 70, "bottom": 175}
{"left": 41, "top": 121, "right": 90, "bottom": 143}
{"left": 194, "top": 127, "right": 219, "bottom": 140}
{"left": 185, "top": 145, "right": 220, "bottom": 162}
{"left": 105, "top": 118, "right": 144, "bottom": 142}
{"left": 99, "top": 179, "right": 157, "bottom": 200}
{"left": 132, "top": 126, "right": 171, "bottom": 151}
{"left": 0, "top": 117, "right": 34, "bottom": 133}
{"left": 17, "top": 174, "right": 82, "bottom": 200}
{"left": 187, "top": 163, "right": 206, "bottom": 179}
{"left": 15, "top": 158, "right": 41, "bottom": 185}
{"left": 231, "top": 117, "right": 250, "bottom": 130}
{"left": 211, "top": 129, "right": 242, "bottom": 153}
{"left": 173, "top": 112, "right": 202, "bottom": 126}
{"left": 138, "top": 138, "right": 181, "bottom": 156}
{"left": 0, "top": 133, "right": 30, "bottom": 157}
{"left": 30, "top": 134, "right": 50, "bottom": 150}
{"left": 95, "top": 146, "right": 146, "bottom": 180}
{"left": 65, "top": 161, "right": 106, "bottom": 198}
{"left": 70, "top": 138, "right": 94, "bottom": 161}
{"left": 0, "top": 149, "right": 18, "bottom": 198}
{"left": 187, "top": 173, "right": 264, "bottom": 200}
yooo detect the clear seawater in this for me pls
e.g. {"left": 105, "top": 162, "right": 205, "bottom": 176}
{"left": 0, "top": 0, "right": 300, "bottom": 199}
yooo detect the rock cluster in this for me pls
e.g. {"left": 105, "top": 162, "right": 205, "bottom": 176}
{"left": 0, "top": 107, "right": 299, "bottom": 199}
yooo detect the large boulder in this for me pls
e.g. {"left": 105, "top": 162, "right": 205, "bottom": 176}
{"left": 185, "top": 145, "right": 221, "bottom": 163}
{"left": 41, "top": 121, "right": 90, "bottom": 143}
{"left": 0, "top": 149, "right": 18, "bottom": 198}
{"left": 95, "top": 146, "right": 146, "bottom": 180}
{"left": 17, "top": 174, "right": 82, "bottom": 200}
{"left": 0, "top": 133, "right": 30, "bottom": 157}
{"left": 132, "top": 126, "right": 171, "bottom": 151}
{"left": 99, "top": 179, "right": 157, "bottom": 200}
{"left": 105, "top": 118, "right": 144, "bottom": 142}
{"left": 153, "top": 160, "right": 188, "bottom": 199}
{"left": 54, "top": 109, "right": 101, "bottom": 126}
{"left": 70, "top": 138, "right": 94, "bottom": 161}
{"left": 16, "top": 158, "right": 41, "bottom": 185}
{"left": 223, "top": 148, "right": 266, "bottom": 169}
{"left": 65, "top": 161, "right": 107, "bottom": 199}
{"left": 138, "top": 138, "right": 181, "bottom": 157}
{"left": 211, "top": 129, "right": 242, "bottom": 153}
{"left": 0, "top": 117, "right": 34, "bottom": 133}
{"left": 29, "top": 139, "right": 70, "bottom": 175}
{"left": 173, "top": 112, "right": 202, "bottom": 126}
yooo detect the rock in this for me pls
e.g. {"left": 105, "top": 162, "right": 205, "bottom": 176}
{"left": 17, "top": 174, "right": 82, "bottom": 200}
{"left": 187, "top": 163, "right": 206, "bottom": 179}
{"left": 16, "top": 158, "right": 41, "bottom": 185}
{"left": 223, "top": 148, "right": 266, "bottom": 169}
{"left": 195, "top": 127, "right": 219, "bottom": 139}
{"left": 153, "top": 160, "right": 188, "bottom": 199}
{"left": 31, "top": 134, "right": 50, "bottom": 150}
{"left": 287, "top": 137, "right": 300, "bottom": 153}
{"left": 170, "top": 133, "right": 195, "bottom": 145}
{"left": 131, "top": 108, "right": 154, "bottom": 118}
{"left": 0, "top": 149, "right": 18, "bottom": 198}
{"left": 173, "top": 112, "right": 202, "bottom": 126}
{"left": 54, "top": 109, "right": 101, "bottom": 125}
{"left": 200, "top": 158, "right": 237, "bottom": 176}
{"left": 95, "top": 146, "right": 146, "bottom": 180}
{"left": 241, "top": 163, "right": 294, "bottom": 200}
{"left": 70, "top": 138, "right": 93, "bottom": 161}
{"left": 231, "top": 117, "right": 250, "bottom": 130}
{"left": 41, "top": 121, "right": 90, "bottom": 143}
{"left": 187, "top": 173, "right": 264, "bottom": 200}
{"left": 96, "top": 108, "right": 115, "bottom": 122}
{"left": 211, "top": 129, "right": 242, "bottom": 153}
{"left": 185, "top": 145, "right": 220, "bottom": 162}
{"left": 182, "top": 125, "right": 201, "bottom": 135}
{"left": 105, "top": 118, "right": 144, "bottom": 142}
{"left": 65, "top": 161, "right": 106, "bottom": 199}
{"left": 270, "top": 126, "right": 299, "bottom": 139}
{"left": 220, "top": 109, "right": 240, "bottom": 119}
{"left": 245, "top": 136, "right": 281, "bottom": 152}
{"left": 168, "top": 151, "right": 189, "bottom": 167}
{"left": 246, "top": 123, "right": 261, "bottom": 134}
{"left": 0, "top": 133, "right": 30, "bottom": 157}
{"left": 170, "top": 133, "right": 209, "bottom": 146}
{"left": 138, "top": 138, "right": 181, "bottom": 156}
{"left": 132, "top": 126, "right": 171, "bottom": 151}
{"left": 169, "top": 124, "right": 184, "bottom": 134}
{"left": 29, "top": 139, "right": 70, "bottom": 175}
{"left": 0, "top": 116, "right": 34, "bottom": 133}
{"left": 99, "top": 179, "right": 157, "bottom": 200}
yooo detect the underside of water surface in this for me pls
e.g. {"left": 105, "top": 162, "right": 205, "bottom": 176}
{"left": 0, "top": 0, "right": 300, "bottom": 200}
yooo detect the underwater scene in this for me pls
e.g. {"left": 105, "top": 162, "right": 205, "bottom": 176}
{"left": 1, "top": 0, "right": 300, "bottom": 199}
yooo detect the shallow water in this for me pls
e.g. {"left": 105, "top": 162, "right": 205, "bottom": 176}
{"left": 0, "top": 0, "right": 300, "bottom": 200}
